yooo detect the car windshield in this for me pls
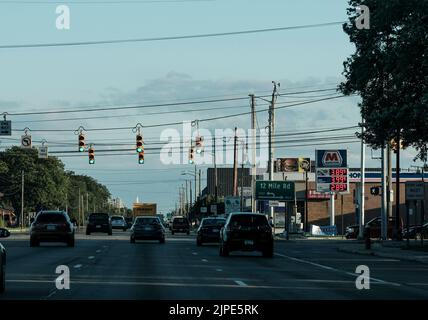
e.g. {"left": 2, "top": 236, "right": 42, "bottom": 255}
{"left": 202, "top": 219, "right": 226, "bottom": 227}
{"left": 36, "top": 213, "right": 66, "bottom": 223}
{"left": 229, "top": 215, "right": 268, "bottom": 227}
{"left": 135, "top": 218, "right": 159, "bottom": 225}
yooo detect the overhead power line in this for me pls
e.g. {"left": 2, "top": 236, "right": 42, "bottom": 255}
{"left": 0, "top": 22, "right": 345, "bottom": 49}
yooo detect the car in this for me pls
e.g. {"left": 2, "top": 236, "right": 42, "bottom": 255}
{"left": 111, "top": 215, "right": 127, "bottom": 231}
{"left": 402, "top": 222, "right": 428, "bottom": 240}
{"left": 0, "top": 228, "right": 11, "bottom": 293}
{"left": 196, "top": 217, "right": 226, "bottom": 246}
{"left": 171, "top": 216, "right": 190, "bottom": 235}
{"left": 219, "top": 212, "right": 274, "bottom": 258}
{"left": 86, "top": 213, "right": 112, "bottom": 235}
{"left": 30, "top": 211, "right": 75, "bottom": 247}
{"left": 130, "top": 216, "right": 165, "bottom": 244}
{"left": 345, "top": 216, "right": 403, "bottom": 239}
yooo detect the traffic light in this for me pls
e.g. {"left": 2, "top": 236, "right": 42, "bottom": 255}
{"left": 78, "top": 133, "right": 85, "bottom": 152}
{"left": 370, "top": 186, "right": 380, "bottom": 196}
{"left": 195, "top": 136, "right": 204, "bottom": 154}
{"left": 138, "top": 149, "right": 144, "bottom": 164}
{"left": 136, "top": 134, "right": 143, "bottom": 153}
{"left": 88, "top": 146, "right": 95, "bottom": 164}
{"left": 188, "top": 147, "right": 195, "bottom": 164}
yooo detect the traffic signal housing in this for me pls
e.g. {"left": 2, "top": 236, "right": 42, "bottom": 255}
{"left": 78, "top": 133, "right": 85, "bottom": 152}
{"left": 138, "top": 149, "right": 144, "bottom": 164}
{"left": 136, "top": 134, "right": 143, "bottom": 153}
{"left": 88, "top": 146, "right": 95, "bottom": 164}
{"left": 188, "top": 147, "right": 195, "bottom": 164}
{"left": 195, "top": 136, "right": 204, "bottom": 154}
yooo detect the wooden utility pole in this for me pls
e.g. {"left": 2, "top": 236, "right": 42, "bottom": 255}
{"left": 21, "top": 170, "right": 24, "bottom": 230}
{"left": 213, "top": 136, "right": 218, "bottom": 202}
{"left": 250, "top": 94, "right": 256, "bottom": 212}
{"left": 233, "top": 127, "right": 238, "bottom": 196}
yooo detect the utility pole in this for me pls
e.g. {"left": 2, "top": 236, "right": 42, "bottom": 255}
{"left": 233, "top": 127, "right": 238, "bottom": 196}
{"left": 395, "top": 130, "right": 401, "bottom": 239}
{"left": 250, "top": 94, "right": 257, "bottom": 212}
{"left": 269, "top": 82, "right": 279, "bottom": 222}
{"left": 194, "top": 165, "right": 197, "bottom": 203}
{"left": 387, "top": 144, "right": 393, "bottom": 220}
{"left": 78, "top": 187, "right": 81, "bottom": 229}
{"left": 358, "top": 118, "right": 366, "bottom": 238}
{"left": 86, "top": 193, "right": 89, "bottom": 214}
{"left": 240, "top": 142, "right": 245, "bottom": 211}
{"left": 189, "top": 180, "right": 192, "bottom": 221}
{"left": 199, "top": 169, "right": 201, "bottom": 200}
{"left": 21, "top": 170, "right": 24, "bottom": 230}
{"left": 65, "top": 193, "right": 68, "bottom": 214}
{"left": 185, "top": 181, "right": 188, "bottom": 216}
{"left": 213, "top": 136, "right": 218, "bottom": 203}
{"left": 381, "top": 147, "right": 388, "bottom": 240}
{"left": 81, "top": 194, "right": 85, "bottom": 226}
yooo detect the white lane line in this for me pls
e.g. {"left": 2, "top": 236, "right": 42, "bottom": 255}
{"left": 73, "top": 264, "right": 83, "bottom": 269}
{"left": 234, "top": 280, "right": 248, "bottom": 287}
{"left": 216, "top": 269, "right": 223, "bottom": 272}
{"left": 96, "top": 250, "right": 102, "bottom": 253}
{"left": 275, "top": 252, "right": 401, "bottom": 287}
{"left": 88, "top": 256, "right": 95, "bottom": 260}
{"left": 192, "top": 252, "right": 198, "bottom": 256}
{"left": 202, "top": 259, "right": 208, "bottom": 262}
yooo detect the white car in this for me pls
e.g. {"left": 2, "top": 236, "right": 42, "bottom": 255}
{"left": 110, "top": 216, "right": 127, "bottom": 231}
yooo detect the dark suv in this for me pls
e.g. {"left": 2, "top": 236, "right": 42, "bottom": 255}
{"left": 171, "top": 216, "right": 190, "bottom": 235}
{"left": 86, "top": 213, "right": 112, "bottom": 235}
{"left": 197, "top": 217, "right": 226, "bottom": 246}
{"left": 1, "top": 228, "right": 11, "bottom": 293}
{"left": 30, "top": 211, "right": 75, "bottom": 247}
{"left": 219, "top": 212, "right": 273, "bottom": 258}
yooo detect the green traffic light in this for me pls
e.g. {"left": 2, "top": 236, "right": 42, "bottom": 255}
{"left": 196, "top": 149, "right": 202, "bottom": 154}
{"left": 139, "top": 159, "right": 144, "bottom": 164}
{"left": 89, "top": 160, "right": 95, "bottom": 164}
{"left": 136, "top": 147, "right": 143, "bottom": 153}
{"left": 189, "top": 159, "right": 194, "bottom": 164}
{"left": 79, "top": 147, "right": 85, "bottom": 152}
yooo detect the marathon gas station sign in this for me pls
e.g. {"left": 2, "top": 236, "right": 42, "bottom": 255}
{"left": 315, "top": 149, "right": 350, "bottom": 194}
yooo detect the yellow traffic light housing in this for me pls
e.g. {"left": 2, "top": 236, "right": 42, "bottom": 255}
{"left": 188, "top": 147, "right": 194, "bottom": 164}
{"left": 138, "top": 150, "right": 144, "bottom": 164}
{"left": 195, "top": 136, "right": 204, "bottom": 154}
{"left": 88, "top": 146, "right": 95, "bottom": 164}
{"left": 78, "top": 133, "right": 85, "bottom": 152}
{"left": 136, "top": 134, "right": 143, "bottom": 153}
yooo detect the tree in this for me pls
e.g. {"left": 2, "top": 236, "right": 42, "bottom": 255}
{"left": 340, "top": 0, "right": 428, "bottom": 160}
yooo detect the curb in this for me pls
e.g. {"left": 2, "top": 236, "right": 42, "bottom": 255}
{"left": 338, "top": 247, "right": 428, "bottom": 265}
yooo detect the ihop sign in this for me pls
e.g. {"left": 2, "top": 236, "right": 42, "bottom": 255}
{"left": 316, "top": 149, "right": 348, "bottom": 168}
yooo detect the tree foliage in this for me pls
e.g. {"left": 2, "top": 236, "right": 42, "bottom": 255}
{"left": 0, "top": 147, "right": 111, "bottom": 223}
{"left": 340, "top": 0, "right": 428, "bottom": 160}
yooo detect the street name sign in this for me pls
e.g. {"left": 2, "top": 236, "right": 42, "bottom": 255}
{"left": 255, "top": 181, "right": 295, "bottom": 201}
{"left": 0, "top": 121, "right": 11, "bottom": 136}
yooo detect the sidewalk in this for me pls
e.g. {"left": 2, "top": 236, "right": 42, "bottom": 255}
{"left": 338, "top": 241, "right": 428, "bottom": 264}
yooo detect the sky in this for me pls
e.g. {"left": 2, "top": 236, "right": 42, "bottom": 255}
{"left": 0, "top": 0, "right": 423, "bottom": 212}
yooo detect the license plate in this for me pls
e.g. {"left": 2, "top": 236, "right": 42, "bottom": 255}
{"left": 96, "top": 225, "right": 101, "bottom": 228}
{"left": 46, "top": 225, "right": 56, "bottom": 231}
{"left": 244, "top": 240, "right": 254, "bottom": 245}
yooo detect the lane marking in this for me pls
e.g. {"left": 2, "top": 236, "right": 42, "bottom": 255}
{"left": 216, "top": 269, "right": 223, "bottom": 272}
{"left": 88, "top": 256, "right": 95, "bottom": 260}
{"left": 192, "top": 252, "right": 198, "bottom": 256}
{"left": 202, "top": 259, "right": 208, "bottom": 262}
{"left": 96, "top": 250, "right": 102, "bottom": 253}
{"left": 234, "top": 280, "right": 248, "bottom": 287}
{"left": 275, "top": 252, "right": 401, "bottom": 287}
{"left": 73, "top": 264, "right": 83, "bottom": 269}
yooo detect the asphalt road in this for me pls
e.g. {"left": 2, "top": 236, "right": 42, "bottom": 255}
{"left": 1, "top": 230, "right": 428, "bottom": 300}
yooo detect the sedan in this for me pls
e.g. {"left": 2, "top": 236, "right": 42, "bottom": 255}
{"left": 196, "top": 217, "right": 226, "bottom": 246}
{"left": 402, "top": 222, "right": 428, "bottom": 240}
{"left": 111, "top": 215, "right": 127, "bottom": 231}
{"left": 0, "top": 228, "right": 11, "bottom": 293}
{"left": 130, "top": 216, "right": 165, "bottom": 244}
{"left": 30, "top": 211, "right": 75, "bottom": 247}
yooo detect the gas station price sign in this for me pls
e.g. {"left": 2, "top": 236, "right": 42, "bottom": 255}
{"left": 315, "top": 167, "right": 350, "bottom": 194}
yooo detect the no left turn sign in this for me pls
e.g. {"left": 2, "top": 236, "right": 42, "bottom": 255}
{"left": 21, "top": 135, "right": 32, "bottom": 148}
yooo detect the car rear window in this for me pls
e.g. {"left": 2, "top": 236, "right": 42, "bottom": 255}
{"left": 89, "top": 214, "right": 109, "bottom": 221}
{"left": 203, "top": 219, "right": 226, "bottom": 227}
{"left": 174, "top": 218, "right": 188, "bottom": 224}
{"left": 229, "top": 215, "right": 268, "bottom": 227}
{"left": 111, "top": 216, "right": 123, "bottom": 221}
{"left": 36, "top": 213, "right": 66, "bottom": 223}
{"left": 135, "top": 218, "right": 159, "bottom": 225}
